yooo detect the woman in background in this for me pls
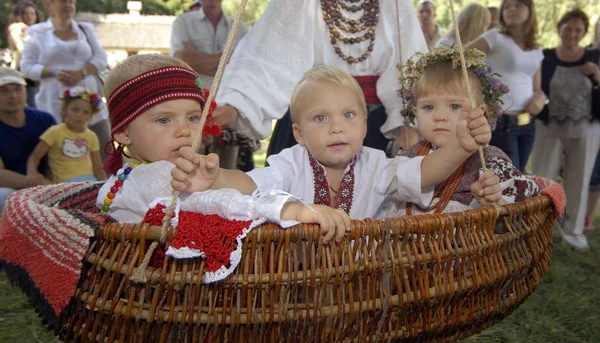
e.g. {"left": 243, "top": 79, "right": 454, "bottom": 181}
{"left": 436, "top": 3, "right": 490, "bottom": 48}
{"left": 468, "top": 0, "right": 546, "bottom": 172}
{"left": 20, "top": 0, "right": 111, "bottom": 162}
{"left": 7, "top": 0, "right": 44, "bottom": 107}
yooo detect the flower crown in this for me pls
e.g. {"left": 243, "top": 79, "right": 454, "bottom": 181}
{"left": 60, "top": 86, "right": 103, "bottom": 113}
{"left": 397, "top": 47, "right": 509, "bottom": 129}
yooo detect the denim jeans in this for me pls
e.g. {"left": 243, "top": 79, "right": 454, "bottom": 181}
{"left": 490, "top": 115, "right": 536, "bottom": 172}
{"left": 0, "top": 187, "right": 16, "bottom": 214}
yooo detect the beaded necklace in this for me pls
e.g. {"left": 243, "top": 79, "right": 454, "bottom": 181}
{"left": 100, "top": 161, "right": 147, "bottom": 214}
{"left": 406, "top": 142, "right": 470, "bottom": 215}
{"left": 320, "top": 0, "right": 380, "bottom": 64}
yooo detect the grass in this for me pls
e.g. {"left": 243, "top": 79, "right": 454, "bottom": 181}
{"left": 1, "top": 221, "right": 598, "bottom": 342}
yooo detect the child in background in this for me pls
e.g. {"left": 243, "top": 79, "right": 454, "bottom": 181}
{"left": 396, "top": 48, "right": 539, "bottom": 215}
{"left": 171, "top": 65, "right": 495, "bottom": 225}
{"left": 27, "top": 86, "right": 105, "bottom": 183}
{"left": 95, "top": 54, "right": 350, "bottom": 244}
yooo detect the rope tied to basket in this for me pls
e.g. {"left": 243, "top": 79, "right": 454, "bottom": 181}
{"left": 447, "top": 0, "right": 487, "bottom": 172}
{"left": 447, "top": 0, "right": 503, "bottom": 217}
{"left": 130, "top": 0, "right": 250, "bottom": 283}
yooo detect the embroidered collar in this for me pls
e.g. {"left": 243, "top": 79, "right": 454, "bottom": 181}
{"left": 308, "top": 154, "right": 358, "bottom": 214}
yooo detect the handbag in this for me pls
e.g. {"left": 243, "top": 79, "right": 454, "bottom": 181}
{"left": 77, "top": 23, "right": 110, "bottom": 96}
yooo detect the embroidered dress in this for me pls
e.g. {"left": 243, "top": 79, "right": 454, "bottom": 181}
{"left": 247, "top": 145, "right": 435, "bottom": 220}
{"left": 96, "top": 160, "right": 299, "bottom": 282}
{"left": 394, "top": 141, "right": 540, "bottom": 216}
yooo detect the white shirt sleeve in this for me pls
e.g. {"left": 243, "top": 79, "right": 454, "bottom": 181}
{"left": 20, "top": 25, "right": 45, "bottom": 80}
{"left": 170, "top": 15, "right": 190, "bottom": 56}
{"left": 246, "top": 147, "right": 300, "bottom": 193}
{"left": 377, "top": 0, "right": 428, "bottom": 138}
{"left": 390, "top": 155, "right": 434, "bottom": 207}
{"left": 216, "top": 0, "right": 316, "bottom": 140}
{"left": 78, "top": 22, "right": 108, "bottom": 72}
{"left": 480, "top": 28, "right": 499, "bottom": 51}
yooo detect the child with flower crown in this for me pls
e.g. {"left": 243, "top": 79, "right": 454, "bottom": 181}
{"left": 395, "top": 47, "right": 539, "bottom": 215}
{"left": 27, "top": 86, "right": 106, "bottom": 183}
{"left": 94, "top": 54, "right": 352, "bottom": 248}
{"left": 171, "top": 65, "right": 496, "bottom": 225}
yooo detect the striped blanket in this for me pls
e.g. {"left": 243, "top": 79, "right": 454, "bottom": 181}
{"left": 0, "top": 177, "right": 565, "bottom": 330}
{"left": 0, "top": 182, "right": 110, "bottom": 328}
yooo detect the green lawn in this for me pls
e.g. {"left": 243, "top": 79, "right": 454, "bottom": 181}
{"left": 1, "top": 220, "right": 598, "bottom": 342}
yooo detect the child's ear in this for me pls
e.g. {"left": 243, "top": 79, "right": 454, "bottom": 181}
{"left": 292, "top": 123, "right": 306, "bottom": 146}
{"left": 113, "top": 130, "right": 130, "bottom": 146}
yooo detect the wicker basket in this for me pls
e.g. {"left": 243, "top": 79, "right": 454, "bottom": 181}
{"left": 56, "top": 194, "right": 554, "bottom": 342}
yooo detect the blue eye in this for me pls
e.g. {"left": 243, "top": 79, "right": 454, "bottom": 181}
{"left": 314, "top": 115, "right": 326, "bottom": 122}
{"left": 450, "top": 103, "right": 462, "bottom": 111}
{"left": 156, "top": 117, "right": 170, "bottom": 124}
{"left": 422, "top": 105, "right": 434, "bottom": 111}
{"left": 344, "top": 111, "right": 355, "bottom": 119}
{"left": 188, "top": 115, "right": 200, "bottom": 122}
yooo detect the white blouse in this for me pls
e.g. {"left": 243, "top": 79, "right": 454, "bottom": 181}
{"left": 96, "top": 161, "right": 298, "bottom": 227}
{"left": 480, "top": 29, "right": 544, "bottom": 112}
{"left": 20, "top": 19, "right": 108, "bottom": 125}
{"left": 216, "top": 0, "right": 428, "bottom": 140}
{"left": 247, "top": 145, "right": 434, "bottom": 220}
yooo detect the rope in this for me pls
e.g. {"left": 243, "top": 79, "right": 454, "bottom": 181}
{"left": 447, "top": 0, "right": 487, "bottom": 172}
{"left": 131, "top": 0, "right": 250, "bottom": 283}
{"left": 394, "top": 0, "right": 411, "bottom": 152}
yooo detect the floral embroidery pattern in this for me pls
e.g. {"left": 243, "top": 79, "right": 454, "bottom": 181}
{"left": 309, "top": 154, "right": 357, "bottom": 214}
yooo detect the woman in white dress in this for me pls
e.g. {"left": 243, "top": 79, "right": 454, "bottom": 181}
{"left": 20, "top": 0, "right": 110, "bottom": 161}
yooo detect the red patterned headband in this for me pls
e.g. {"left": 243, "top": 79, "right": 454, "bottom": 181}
{"left": 107, "top": 66, "right": 205, "bottom": 134}
{"left": 103, "top": 66, "right": 207, "bottom": 175}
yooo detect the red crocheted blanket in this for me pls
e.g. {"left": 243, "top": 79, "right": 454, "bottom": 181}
{"left": 0, "top": 182, "right": 110, "bottom": 328}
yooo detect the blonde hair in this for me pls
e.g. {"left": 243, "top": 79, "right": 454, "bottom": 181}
{"left": 289, "top": 65, "right": 366, "bottom": 122}
{"left": 414, "top": 61, "right": 485, "bottom": 110}
{"left": 443, "top": 3, "right": 491, "bottom": 45}
{"left": 104, "top": 54, "right": 192, "bottom": 97}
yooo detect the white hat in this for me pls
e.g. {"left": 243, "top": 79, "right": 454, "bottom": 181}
{"left": 419, "top": 0, "right": 435, "bottom": 6}
{"left": 0, "top": 67, "right": 26, "bottom": 87}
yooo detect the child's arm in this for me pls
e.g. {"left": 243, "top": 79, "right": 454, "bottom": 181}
{"left": 26, "top": 141, "right": 51, "bottom": 184}
{"left": 171, "top": 147, "right": 258, "bottom": 195}
{"left": 90, "top": 151, "right": 106, "bottom": 181}
{"left": 421, "top": 101, "right": 491, "bottom": 188}
{"left": 471, "top": 170, "right": 506, "bottom": 206}
{"left": 280, "top": 202, "right": 351, "bottom": 244}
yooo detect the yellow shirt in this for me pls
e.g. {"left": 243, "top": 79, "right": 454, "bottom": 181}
{"left": 40, "top": 124, "right": 99, "bottom": 183}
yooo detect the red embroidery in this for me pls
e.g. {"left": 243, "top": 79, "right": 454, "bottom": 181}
{"left": 309, "top": 154, "right": 357, "bottom": 214}
{"left": 142, "top": 204, "right": 252, "bottom": 272}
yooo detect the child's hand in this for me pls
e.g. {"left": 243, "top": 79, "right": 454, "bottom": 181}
{"left": 282, "top": 203, "right": 351, "bottom": 244}
{"left": 471, "top": 170, "right": 504, "bottom": 206}
{"left": 456, "top": 100, "right": 491, "bottom": 153}
{"left": 171, "top": 147, "right": 220, "bottom": 193}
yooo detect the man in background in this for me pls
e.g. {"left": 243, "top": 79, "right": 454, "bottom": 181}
{"left": 417, "top": 0, "right": 444, "bottom": 50}
{"left": 0, "top": 67, "right": 55, "bottom": 212}
{"left": 488, "top": 6, "right": 500, "bottom": 30}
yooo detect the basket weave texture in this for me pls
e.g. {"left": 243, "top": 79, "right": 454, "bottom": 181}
{"left": 60, "top": 195, "right": 555, "bottom": 342}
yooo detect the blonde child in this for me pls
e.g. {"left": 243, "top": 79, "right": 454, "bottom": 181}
{"left": 94, "top": 54, "right": 350, "bottom": 244}
{"left": 396, "top": 48, "right": 539, "bottom": 215}
{"left": 27, "top": 86, "right": 105, "bottom": 183}
{"left": 171, "top": 65, "right": 495, "bottom": 231}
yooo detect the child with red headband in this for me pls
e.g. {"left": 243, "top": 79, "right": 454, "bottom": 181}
{"left": 95, "top": 54, "right": 350, "bottom": 245}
